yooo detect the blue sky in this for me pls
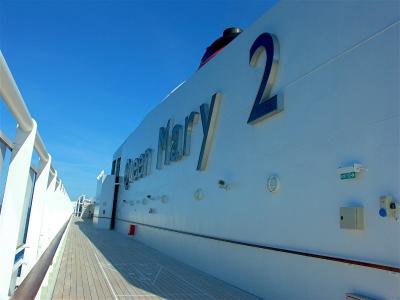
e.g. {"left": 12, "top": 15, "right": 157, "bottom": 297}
{"left": 0, "top": 0, "right": 276, "bottom": 201}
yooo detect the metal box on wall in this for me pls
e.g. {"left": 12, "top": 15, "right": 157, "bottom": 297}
{"left": 340, "top": 207, "right": 364, "bottom": 230}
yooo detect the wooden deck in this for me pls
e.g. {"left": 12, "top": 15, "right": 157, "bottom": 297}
{"left": 52, "top": 218, "right": 258, "bottom": 299}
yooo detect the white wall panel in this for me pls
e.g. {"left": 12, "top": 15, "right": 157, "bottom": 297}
{"left": 111, "top": 1, "right": 400, "bottom": 298}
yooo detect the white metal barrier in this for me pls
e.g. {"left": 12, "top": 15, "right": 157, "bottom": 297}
{"left": 0, "top": 51, "right": 73, "bottom": 299}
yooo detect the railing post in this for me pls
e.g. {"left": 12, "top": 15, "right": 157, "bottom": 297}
{"left": 37, "top": 170, "right": 57, "bottom": 258}
{"left": 0, "top": 120, "right": 37, "bottom": 299}
{"left": 20, "top": 155, "right": 52, "bottom": 279}
{"left": 0, "top": 141, "right": 5, "bottom": 180}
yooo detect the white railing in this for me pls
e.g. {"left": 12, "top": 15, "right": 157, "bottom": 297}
{"left": 0, "top": 51, "right": 73, "bottom": 300}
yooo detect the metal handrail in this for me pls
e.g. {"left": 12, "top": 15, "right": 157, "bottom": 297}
{"left": 13, "top": 244, "right": 27, "bottom": 273}
{"left": 15, "top": 244, "right": 27, "bottom": 254}
{"left": 0, "top": 51, "right": 49, "bottom": 164}
{"left": 0, "top": 52, "right": 32, "bottom": 132}
{"left": 35, "top": 133, "right": 49, "bottom": 163}
{"left": 114, "top": 217, "right": 400, "bottom": 274}
{"left": 50, "top": 166, "right": 56, "bottom": 174}
{"left": 10, "top": 217, "right": 71, "bottom": 300}
{"left": 0, "top": 132, "right": 42, "bottom": 175}
{"left": 12, "top": 258, "right": 24, "bottom": 273}
{"left": 0, "top": 50, "right": 71, "bottom": 299}
{"left": 1, "top": 129, "right": 49, "bottom": 175}
{"left": 0, "top": 130, "right": 13, "bottom": 150}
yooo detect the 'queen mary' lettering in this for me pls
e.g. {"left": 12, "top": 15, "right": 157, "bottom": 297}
{"left": 123, "top": 32, "right": 281, "bottom": 190}
{"left": 156, "top": 92, "right": 222, "bottom": 171}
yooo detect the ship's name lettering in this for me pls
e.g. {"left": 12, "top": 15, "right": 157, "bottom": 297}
{"left": 123, "top": 32, "right": 282, "bottom": 190}
{"left": 123, "top": 149, "right": 152, "bottom": 189}
{"left": 156, "top": 92, "right": 221, "bottom": 172}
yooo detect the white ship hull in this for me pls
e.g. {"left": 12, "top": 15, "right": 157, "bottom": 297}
{"left": 95, "top": 1, "right": 400, "bottom": 298}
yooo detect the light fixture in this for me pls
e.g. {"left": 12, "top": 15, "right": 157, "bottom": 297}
{"left": 160, "top": 195, "right": 168, "bottom": 203}
{"left": 217, "top": 179, "right": 231, "bottom": 191}
{"left": 194, "top": 189, "right": 204, "bottom": 201}
{"left": 267, "top": 175, "right": 280, "bottom": 193}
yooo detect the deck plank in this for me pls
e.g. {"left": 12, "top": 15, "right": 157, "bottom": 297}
{"left": 52, "top": 239, "right": 68, "bottom": 298}
{"left": 52, "top": 217, "right": 258, "bottom": 299}
{"left": 85, "top": 248, "right": 100, "bottom": 299}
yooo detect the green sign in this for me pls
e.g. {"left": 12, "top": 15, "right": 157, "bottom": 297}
{"left": 340, "top": 172, "right": 356, "bottom": 180}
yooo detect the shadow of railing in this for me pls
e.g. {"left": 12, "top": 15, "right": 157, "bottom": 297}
{"left": 74, "top": 218, "right": 258, "bottom": 299}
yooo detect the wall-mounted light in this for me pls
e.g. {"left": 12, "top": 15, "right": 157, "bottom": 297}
{"left": 194, "top": 189, "right": 204, "bottom": 201}
{"left": 160, "top": 195, "right": 168, "bottom": 203}
{"left": 217, "top": 179, "right": 231, "bottom": 191}
{"left": 266, "top": 175, "right": 280, "bottom": 193}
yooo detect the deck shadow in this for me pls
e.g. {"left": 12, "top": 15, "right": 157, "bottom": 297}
{"left": 74, "top": 218, "right": 258, "bottom": 300}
